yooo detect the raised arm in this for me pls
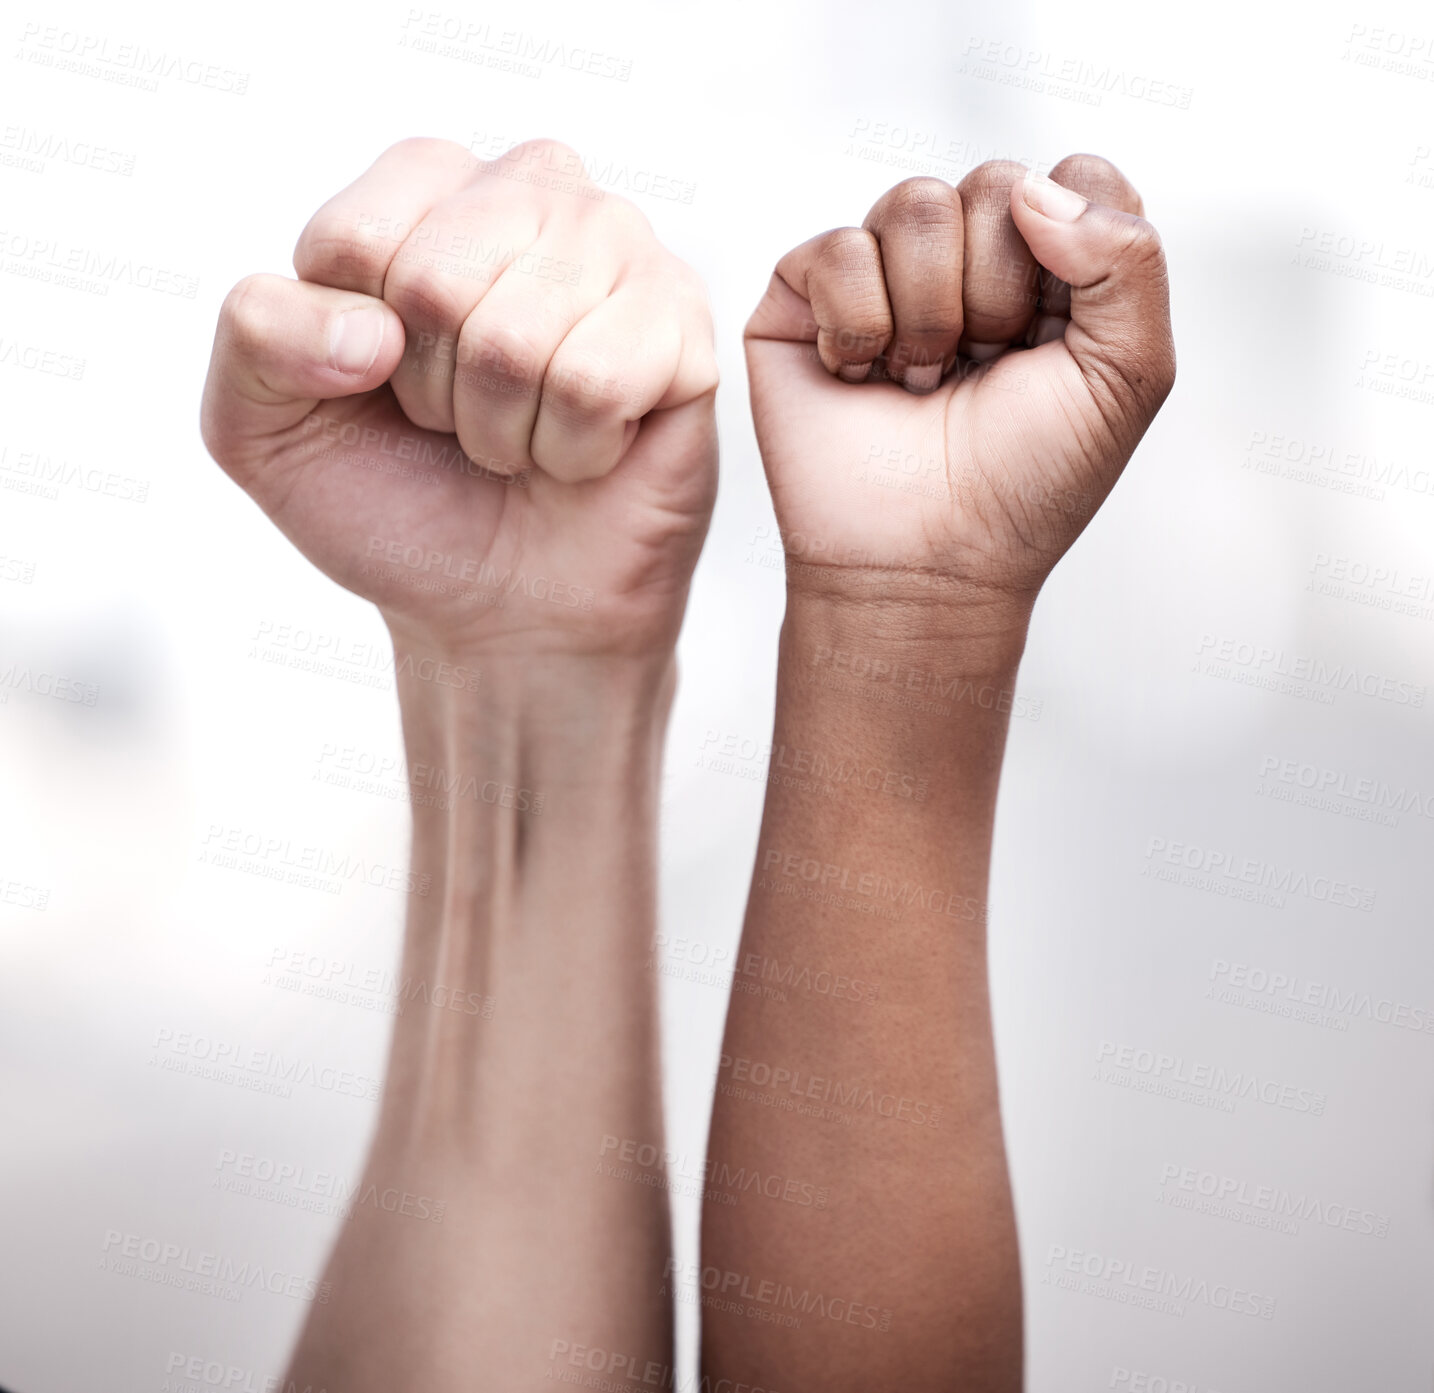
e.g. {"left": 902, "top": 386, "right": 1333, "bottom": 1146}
{"left": 701, "top": 156, "right": 1175, "bottom": 1391}
{"left": 201, "top": 136, "right": 718, "bottom": 1391}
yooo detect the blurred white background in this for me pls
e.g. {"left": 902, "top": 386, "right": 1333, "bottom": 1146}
{"left": 2, "top": 0, "right": 1433, "bottom": 1388}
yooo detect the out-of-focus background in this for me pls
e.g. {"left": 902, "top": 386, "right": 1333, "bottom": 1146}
{"left": 2, "top": 0, "right": 1432, "bottom": 1387}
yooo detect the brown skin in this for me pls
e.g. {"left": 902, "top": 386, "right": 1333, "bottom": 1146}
{"left": 201, "top": 137, "right": 717, "bottom": 1391}
{"left": 701, "top": 156, "right": 1175, "bottom": 1392}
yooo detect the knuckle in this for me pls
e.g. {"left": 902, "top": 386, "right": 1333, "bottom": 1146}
{"left": 219, "top": 273, "right": 280, "bottom": 354}
{"left": 386, "top": 135, "right": 470, "bottom": 165}
{"left": 897, "top": 314, "right": 958, "bottom": 343}
{"left": 457, "top": 320, "right": 548, "bottom": 397}
{"left": 819, "top": 225, "right": 877, "bottom": 269}
{"left": 497, "top": 136, "right": 589, "bottom": 181}
{"left": 1119, "top": 214, "right": 1165, "bottom": 267}
{"left": 800, "top": 228, "right": 894, "bottom": 354}
{"left": 544, "top": 348, "right": 636, "bottom": 417}
{"left": 959, "top": 158, "right": 1027, "bottom": 199}
{"left": 825, "top": 308, "right": 891, "bottom": 355}
{"left": 384, "top": 262, "right": 466, "bottom": 332}
{"left": 878, "top": 177, "right": 960, "bottom": 226}
{"left": 294, "top": 211, "right": 391, "bottom": 288}
{"left": 1049, "top": 152, "right": 1137, "bottom": 208}
{"left": 596, "top": 193, "right": 654, "bottom": 244}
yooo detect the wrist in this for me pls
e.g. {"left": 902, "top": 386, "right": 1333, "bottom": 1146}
{"left": 389, "top": 630, "right": 676, "bottom": 810}
{"left": 781, "top": 580, "right": 1032, "bottom": 686}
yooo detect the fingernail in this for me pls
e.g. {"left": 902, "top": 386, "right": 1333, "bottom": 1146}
{"left": 837, "top": 361, "right": 872, "bottom": 383}
{"left": 903, "top": 363, "right": 943, "bottom": 394}
{"left": 330, "top": 307, "right": 386, "bottom": 375}
{"left": 1022, "top": 171, "right": 1088, "bottom": 223}
{"left": 963, "top": 341, "right": 1007, "bottom": 363}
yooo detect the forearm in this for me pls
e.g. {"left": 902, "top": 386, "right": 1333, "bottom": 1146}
{"left": 286, "top": 639, "right": 676, "bottom": 1392}
{"left": 701, "top": 585, "right": 1030, "bottom": 1392}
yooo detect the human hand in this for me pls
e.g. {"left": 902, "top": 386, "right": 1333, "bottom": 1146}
{"left": 745, "top": 155, "right": 1174, "bottom": 623}
{"left": 201, "top": 137, "right": 718, "bottom": 663}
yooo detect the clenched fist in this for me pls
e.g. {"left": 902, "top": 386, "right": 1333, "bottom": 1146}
{"left": 746, "top": 155, "right": 1175, "bottom": 612}
{"left": 201, "top": 137, "right": 718, "bottom": 660}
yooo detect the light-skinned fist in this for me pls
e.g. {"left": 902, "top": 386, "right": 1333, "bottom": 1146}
{"left": 201, "top": 137, "right": 718, "bottom": 662}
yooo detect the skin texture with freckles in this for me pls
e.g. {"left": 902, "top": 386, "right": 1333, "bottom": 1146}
{"left": 701, "top": 155, "right": 1175, "bottom": 1393}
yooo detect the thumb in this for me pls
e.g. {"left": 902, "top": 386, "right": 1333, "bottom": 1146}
{"left": 200, "top": 273, "right": 405, "bottom": 487}
{"left": 1008, "top": 170, "right": 1175, "bottom": 424}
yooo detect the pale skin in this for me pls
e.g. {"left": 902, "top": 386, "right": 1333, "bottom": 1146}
{"left": 201, "top": 136, "right": 717, "bottom": 1390}
{"left": 700, "top": 156, "right": 1175, "bottom": 1391}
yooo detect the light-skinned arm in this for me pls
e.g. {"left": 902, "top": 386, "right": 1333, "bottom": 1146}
{"left": 201, "top": 136, "right": 718, "bottom": 1391}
